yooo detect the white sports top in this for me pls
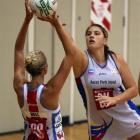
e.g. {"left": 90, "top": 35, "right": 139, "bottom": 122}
{"left": 75, "top": 51, "right": 140, "bottom": 140}
{"left": 21, "top": 84, "right": 65, "bottom": 140}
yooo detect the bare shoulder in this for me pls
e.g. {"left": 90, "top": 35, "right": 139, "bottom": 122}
{"left": 73, "top": 49, "right": 88, "bottom": 78}
{"left": 115, "top": 53, "right": 125, "bottom": 61}
{"left": 42, "top": 84, "right": 59, "bottom": 106}
{"left": 111, "top": 53, "right": 126, "bottom": 70}
{"left": 113, "top": 53, "right": 134, "bottom": 80}
{"left": 116, "top": 53, "right": 127, "bottom": 69}
{"left": 44, "top": 81, "right": 58, "bottom": 96}
{"left": 13, "top": 76, "right": 26, "bottom": 96}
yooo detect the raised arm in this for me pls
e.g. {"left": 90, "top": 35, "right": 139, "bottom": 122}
{"left": 38, "top": 13, "right": 76, "bottom": 57}
{"left": 38, "top": 13, "right": 87, "bottom": 78}
{"left": 44, "top": 15, "right": 76, "bottom": 96}
{"left": 138, "top": 72, "right": 140, "bottom": 95}
{"left": 34, "top": 14, "right": 76, "bottom": 103}
{"left": 13, "top": 0, "right": 33, "bottom": 94}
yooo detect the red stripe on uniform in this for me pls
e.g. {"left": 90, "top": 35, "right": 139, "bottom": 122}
{"left": 28, "top": 105, "right": 38, "bottom": 112}
{"left": 91, "top": 1, "right": 97, "bottom": 16}
{"left": 102, "top": 17, "right": 110, "bottom": 30}
{"left": 27, "top": 91, "right": 39, "bottom": 112}
{"left": 100, "top": 0, "right": 108, "bottom": 2}
{"left": 27, "top": 91, "right": 37, "bottom": 104}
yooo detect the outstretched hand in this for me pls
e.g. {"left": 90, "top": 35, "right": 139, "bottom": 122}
{"left": 25, "top": 0, "right": 33, "bottom": 21}
{"left": 37, "top": 12, "right": 66, "bottom": 26}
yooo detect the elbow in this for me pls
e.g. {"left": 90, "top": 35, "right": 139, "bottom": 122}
{"left": 66, "top": 43, "right": 76, "bottom": 57}
{"left": 138, "top": 85, "right": 140, "bottom": 95}
{"left": 70, "top": 43, "right": 77, "bottom": 56}
{"left": 132, "top": 85, "right": 138, "bottom": 97}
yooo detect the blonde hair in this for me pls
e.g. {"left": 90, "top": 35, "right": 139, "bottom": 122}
{"left": 25, "top": 50, "right": 47, "bottom": 76}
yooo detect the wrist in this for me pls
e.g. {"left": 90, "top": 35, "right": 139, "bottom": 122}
{"left": 53, "top": 19, "right": 62, "bottom": 28}
{"left": 24, "top": 16, "right": 32, "bottom": 23}
{"left": 113, "top": 96, "right": 120, "bottom": 104}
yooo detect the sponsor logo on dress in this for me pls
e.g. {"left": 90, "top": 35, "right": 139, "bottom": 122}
{"left": 99, "top": 72, "right": 106, "bottom": 76}
{"left": 55, "top": 114, "right": 62, "bottom": 128}
{"left": 57, "top": 131, "right": 64, "bottom": 139}
{"left": 88, "top": 69, "right": 94, "bottom": 75}
{"left": 111, "top": 69, "right": 118, "bottom": 75}
{"left": 31, "top": 112, "right": 39, "bottom": 117}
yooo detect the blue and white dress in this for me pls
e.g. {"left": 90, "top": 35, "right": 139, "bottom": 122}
{"left": 76, "top": 51, "right": 140, "bottom": 140}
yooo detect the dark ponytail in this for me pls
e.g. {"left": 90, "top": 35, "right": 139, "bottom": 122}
{"left": 104, "top": 45, "right": 109, "bottom": 60}
{"left": 104, "top": 45, "right": 116, "bottom": 60}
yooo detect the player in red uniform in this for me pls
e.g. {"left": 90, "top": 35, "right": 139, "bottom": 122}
{"left": 13, "top": 0, "right": 76, "bottom": 139}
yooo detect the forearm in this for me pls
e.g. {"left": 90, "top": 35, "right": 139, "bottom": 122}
{"left": 15, "top": 17, "right": 31, "bottom": 51}
{"left": 53, "top": 19, "right": 76, "bottom": 56}
{"left": 138, "top": 73, "right": 140, "bottom": 94}
{"left": 114, "top": 86, "right": 138, "bottom": 104}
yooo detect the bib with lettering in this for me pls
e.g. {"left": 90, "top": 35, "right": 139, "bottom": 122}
{"left": 27, "top": 118, "right": 49, "bottom": 140}
{"left": 93, "top": 88, "right": 115, "bottom": 110}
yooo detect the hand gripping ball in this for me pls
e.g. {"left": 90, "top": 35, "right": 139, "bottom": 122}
{"left": 28, "top": 0, "right": 57, "bottom": 17}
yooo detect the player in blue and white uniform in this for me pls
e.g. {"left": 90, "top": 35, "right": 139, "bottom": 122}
{"left": 72, "top": 24, "right": 140, "bottom": 140}
{"left": 13, "top": 0, "right": 76, "bottom": 139}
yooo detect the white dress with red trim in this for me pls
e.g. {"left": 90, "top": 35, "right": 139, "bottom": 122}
{"left": 21, "top": 84, "right": 65, "bottom": 140}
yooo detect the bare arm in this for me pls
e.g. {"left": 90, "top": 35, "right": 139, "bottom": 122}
{"left": 44, "top": 15, "right": 76, "bottom": 96}
{"left": 38, "top": 13, "right": 88, "bottom": 78}
{"left": 95, "top": 54, "right": 138, "bottom": 107}
{"left": 114, "top": 54, "right": 138, "bottom": 103}
{"left": 52, "top": 15, "right": 88, "bottom": 78}
{"left": 36, "top": 14, "right": 79, "bottom": 104}
{"left": 46, "top": 56, "right": 72, "bottom": 96}
{"left": 42, "top": 55, "right": 73, "bottom": 109}
{"left": 13, "top": 0, "right": 33, "bottom": 95}
{"left": 138, "top": 72, "right": 140, "bottom": 95}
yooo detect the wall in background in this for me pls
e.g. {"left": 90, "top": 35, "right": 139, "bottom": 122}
{"left": 0, "top": 0, "right": 140, "bottom": 133}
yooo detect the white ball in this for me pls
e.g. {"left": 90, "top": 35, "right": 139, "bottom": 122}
{"left": 28, "top": 0, "right": 57, "bottom": 17}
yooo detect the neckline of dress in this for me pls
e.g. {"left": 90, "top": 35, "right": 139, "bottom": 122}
{"left": 89, "top": 54, "right": 107, "bottom": 68}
